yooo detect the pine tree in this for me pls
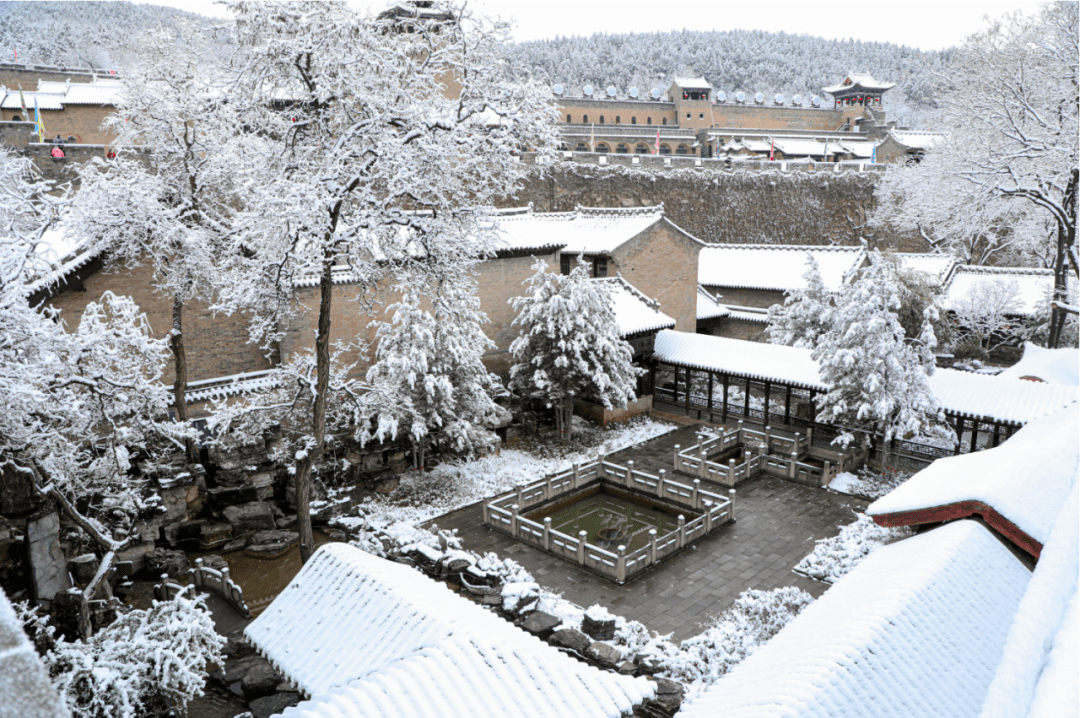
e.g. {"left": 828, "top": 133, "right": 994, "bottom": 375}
{"left": 811, "top": 253, "right": 952, "bottom": 469}
{"left": 509, "top": 257, "right": 641, "bottom": 440}
{"left": 766, "top": 254, "right": 830, "bottom": 349}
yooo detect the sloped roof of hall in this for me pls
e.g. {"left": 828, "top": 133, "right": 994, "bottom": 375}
{"left": 597, "top": 276, "right": 677, "bottom": 336}
{"left": 489, "top": 205, "right": 681, "bottom": 255}
{"left": 672, "top": 76, "right": 712, "bottom": 89}
{"left": 822, "top": 72, "right": 896, "bottom": 94}
{"left": 698, "top": 244, "right": 866, "bottom": 292}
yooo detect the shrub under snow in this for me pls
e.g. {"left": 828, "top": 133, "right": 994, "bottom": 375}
{"left": 829, "top": 467, "right": 913, "bottom": 500}
{"left": 796, "top": 513, "right": 913, "bottom": 583}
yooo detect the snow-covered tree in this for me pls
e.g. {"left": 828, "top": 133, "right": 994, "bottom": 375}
{"left": 509, "top": 258, "right": 641, "bottom": 440}
{"left": 812, "top": 253, "right": 952, "bottom": 468}
{"left": 367, "top": 273, "right": 503, "bottom": 469}
{"left": 71, "top": 22, "right": 245, "bottom": 464}
{"left": 766, "top": 254, "right": 830, "bottom": 349}
{"left": 217, "top": 1, "right": 558, "bottom": 561}
{"left": 19, "top": 590, "right": 224, "bottom": 718}
{"left": 1, "top": 148, "right": 191, "bottom": 602}
{"left": 950, "top": 278, "right": 1026, "bottom": 352}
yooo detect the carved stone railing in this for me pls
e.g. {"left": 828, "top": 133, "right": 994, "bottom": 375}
{"left": 154, "top": 558, "right": 252, "bottom": 619}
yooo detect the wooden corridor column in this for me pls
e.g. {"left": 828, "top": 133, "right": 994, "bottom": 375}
{"left": 954, "top": 415, "right": 964, "bottom": 455}
{"left": 763, "top": 381, "right": 771, "bottom": 427}
{"left": 685, "top": 369, "right": 691, "bottom": 415}
{"left": 722, "top": 374, "right": 729, "bottom": 425}
{"left": 784, "top": 386, "right": 792, "bottom": 425}
{"left": 743, "top": 378, "right": 751, "bottom": 418}
{"left": 969, "top": 420, "right": 980, "bottom": 454}
{"left": 707, "top": 371, "right": 714, "bottom": 415}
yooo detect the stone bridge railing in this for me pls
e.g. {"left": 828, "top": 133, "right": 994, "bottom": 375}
{"left": 154, "top": 557, "right": 252, "bottom": 619}
{"left": 483, "top": 456, "right": 734, "bottom": 584}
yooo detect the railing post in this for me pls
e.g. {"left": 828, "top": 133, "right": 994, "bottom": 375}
{"left": 764, "top": 426, "right": 772, "bottom": 450}
{"left": 516, "top": 485, "right": 524, "bottom": 509}
{"left": 703, "top": 500, "right": 713, "bottom": 532}
{"left": 546, "top": 475, "right": 553, "bottom": 500}
{"left": 824, "top": 461, "right": 831, "bottom": 483}
{"left": 617, "top": 545, "right": 627, "bottom": 583}
{"left": 511, "top": 504, "right": 520, "bottom": 535}
{"left": 795, "top": 432, "right": 802, "bottom": 455}
{"left": 573, "top": 462, "right": 580, "bottom": 489}
{"left": 737, "top": 420, "right": 744, "bottom": 443}
{"left": 729, "top": 489, "right": 736, "bottom": 521}
{"left": 807, "top": 427, "right": 814, "bottom": 445}
{"left": 482, "top": 501, "right": 490, "bottom": 525}
{"left": 598, "top": 453, "right": 607, "bottom": 477}
{"left": 626, "top": 460, "right": 634, "bottom": 487}
{"left": 790, "top": 452, "right": 797, "bottom": 479}
{"left": 692, "top": 479, "right": 700, "bottom": 509}
{"left": 677, "top": 515, "right": 687, "bottom": 548}
{"left": 673, "top": 444, "right": 681, "bottom": 471}
{"left": 543, "top": 517, "right": 552, "bottom": 551}
{"left": 698, "top": 446, "right": 707, "bottom": 479}
{"left": 577, "top": 530, "right": 587, "bottom": 564}
{"left": 649, "top": 529, "right": 658, "bottom": 564}
{"left": 193, "top": 558, "right": 205, "bottom": 589}
{"left": 728, "top": 459, "right": 736, "bottom": 486}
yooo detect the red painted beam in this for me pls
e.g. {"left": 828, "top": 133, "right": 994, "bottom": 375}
{"left": 872, "top": 502, "right": 1042, "bottom": 560}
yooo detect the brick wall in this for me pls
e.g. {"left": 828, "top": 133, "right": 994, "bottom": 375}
{"left": 476, "top": 252, "right": 558, "bottom": 377}
{"left": 0, "top": 64, "right": 114, "bottom": 89}
{"left": 610, "top": 220, "right": 701, "bottom": 332}
{"left": 44, "top": 261, "right": 272, "bottom": 384}
{"left": 559, "top": 99, "right": 677, "bottom": 127}
{"left": 708, "top": 287, "right": 785, "bottom": 310}
{"left": 1, "top": 105, "right": 113, "bottom": 145}
{"left": 718, "top": 317, "right": 769, "bottom": 342}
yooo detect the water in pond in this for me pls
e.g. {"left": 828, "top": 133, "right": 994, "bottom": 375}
{"left": 528, "top": 489, "right": 686, "bottom": 552}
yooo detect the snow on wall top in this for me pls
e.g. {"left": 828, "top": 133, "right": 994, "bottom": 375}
{"left": 998, "top": 343, "right": 1080, "bottom": 386}
{"left": 887, "top": 129, "right": 945, "bottom": 150}
{"left": 868, "top": 406, "right": 1078, "bottom": 547}
{"left": 0, "top": 589, "right": 72, "bottom": 718}
{"left": 892, "top": 253, "right": 957, "bottom": 285}
{"left": 245, "top": 543, "right": 654, "bottom": 710}
{"left": 654, "top": 330, "right": 824, "bottom": 390}
{"left": 698, "top": 245, "right": 864, "bottom": 292}
{"left": 491, "top": 205, "right": 665, "bottom": 255}
{"left": 278, "top": 632, "right": 654, "bottom": 718}
{"left": 696, "top": 286, "right": 729, "bottom": 320}
{"left": 943, "top": 266, "right": 1054, "bottom": 317}
{"left": 978, "top": 481, "right": 1078, "bottom": 718}
{"left": 927, "top": 368, "right": 1078, "bottom": 425}
{"left": 596, "top": 277, "right": 676, "bottom": 336}
{"left": 0, "top": 91, "right": 63, "bottom": 110}
{"left": 654, "top": 331, "right": 1078, "bottom": 424}
{"left": 677, "top": 520, "right": 1031, "bottom": 718}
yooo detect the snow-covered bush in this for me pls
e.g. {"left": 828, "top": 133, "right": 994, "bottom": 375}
{"left": 19, "top": 592, "right": 224, "bottom": 718}
{"left": 509, "top": 257, "right": 641, "bottom": 440}
{"left": 829, "top": 467, "right": 913, "bottom": 500}
{"left": 796, "top": 513, "right": 913, "bottom": 583}
{"left": 657, "top": 588, "right": 814, "bottom": 693}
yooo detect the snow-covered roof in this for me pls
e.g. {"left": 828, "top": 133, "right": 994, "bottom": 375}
{"left": 772, "top": 138, "right": 835, "bottom": 157}
{"left": 725, "top": 305, "right": 769, "bottom": 323}
{"left": 0, "top": 589, "right": 71, "bottom": 718}
{"left": 0, "top": 91, "right": 64, "bottom": 111}
{"left": 245, "top": 544, "right": 655, "bottom": 712}
{"left": 654, "top": 330, "right": 824, "bottom": 390}
{"left": 977, "top": 480, "right": 1078, "bottom": 718}
{"left": 887, "top": 129, "right": 945, "bottom": 151}
{"left": 678, "top": 520, "right": 1031, "bottom": 718}
{"left": 927, "top": 368, "right": 1078, "bottom": 425}
{"left": 698, "top": 245, "right": 865, "bottom": 293}
{"left": 943, "top": 266, "right": 1054, "bottom": 317}
{"left": 868, "top": 406, "right": 1079, "bottom": 556}
{"left": 998, "top": 343, "right": 1079, "bottom": 386}
{"left": 822, "top": 72, "right": 897, "bottom": 94}
{"left": 490, "top": 205, "right": 666, "bottom": 255}
{"left": 672, "top": 77, "right": 711, "bottom": 89}
{"left": 696, "top": 286, "right": 729, "bottom": 320}
{"left": 836, "top": 140, "right": 877, "bottom": 158}
{"left": 654, "top": 331, "right": 1079, "bottom": 424}
{"left": 597, "top": 277, "right": 676, "bottom": 336}
{"left": 184, "top": 370, "right": 282, "bottom": 404}
{"left": 892, "top": 252, "right": 957, "bottom": 285}
{"left": 37, "top": 79, "right": 124, "bottom": 105}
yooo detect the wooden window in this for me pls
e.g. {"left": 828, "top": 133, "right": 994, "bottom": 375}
{"left": 659, "top": 144, "right": 671, "bottom": 155}
{"left": 676, "top": 144, "right": 689, "bottom": 155}
{"left": 593, "top": 257, "right": 608, "bottom": 278}
{"left": 647, "top": 117, "right": 652, "bottom": 125}
{"left": 575, "top": 142, "right": 588, "bottom": 152}
{"left": 560, "top": 254, "right": 573, "bottom": 275}
{"left": 616, "top": 143, "right": 629, "bottom": 153}
{"left": 631, "top": 117, "right": 636, "bottom": 124}
{"left": 583, "top": 114, "right": 588, "bottom": 123}
{"left": 635, "top": 144, "right": 648, "bottom": 154}
{"left": 662, "top": 117, "right": 667, "bottom": 125}
{"left": 599, "top": 115, "right": 604, "bottom": 123}
{"left": 566, "top": 114, "right": 571, "bottom": 122}
{"left": 596, "top": 143, "right": 609, "bottom": 154}
{"left": 615, "top": 116, "right": 621, "bottom": 124}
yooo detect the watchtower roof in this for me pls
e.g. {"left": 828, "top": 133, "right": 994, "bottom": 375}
{"left": 671, "top": 76, "right": 711, "bottom": 90}
{"left": 823, "top": 72, "right": 896, "bottom": 94}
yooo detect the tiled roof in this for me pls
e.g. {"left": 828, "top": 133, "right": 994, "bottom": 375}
{"left": 998, "top": 343, "right": 1079, "bottom": 386}
{"left": 654, "top": 330, "right": 824, "bottom": 390}
{"left": 678, "top": 520, "right": 1031, "bottom": 718}
{"left": 942, "top": 265, "right": 1055, "bottom": 317}
{"left": 489, "top": 205, "right": 666, "bottom": 255}
{"left": 696, "top": 286, "right": 729, "bottom": 320}
{"left": 598, "top": 277, "right": 676, "bottom": 336}
{"left": 185, "top": 370, "right": 281, "bottom": 404}
{"left": 823, "top": 73, "right": 897, "bottom": 94}
{"left": 887, "top": 129, "right": 945, "bottom": 151}
{"left": 891, "top": 253, "right": 957, "bottom": 285}
{"left": 927, "top": 368, "right": 1078, "bottom": 425}
{"left": 698, "top": 245, "right": 865, "bottom": 292}
{"left": 869, "top": 406, "right": 1079, "bottom": 556}
{"left": 245, "top": 544, "right": 655, "bottom": 714}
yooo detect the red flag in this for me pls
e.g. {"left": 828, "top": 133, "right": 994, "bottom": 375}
{"left": 654, "top": 128, "right": 660, "bottom": 154}
{"left": 769, "top": 137, "right": 775, "bottom": 161}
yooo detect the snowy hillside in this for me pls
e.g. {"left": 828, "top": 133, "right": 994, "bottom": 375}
{"left": 505, "top": 29, "right": 950, "bottom": 128}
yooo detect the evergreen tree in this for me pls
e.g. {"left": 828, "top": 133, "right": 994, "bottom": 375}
{"left": 766, "top": 254, "right": 830, "bottom": 349}
{"left": 509, "top": 258, "right": 641, "bottom": 440}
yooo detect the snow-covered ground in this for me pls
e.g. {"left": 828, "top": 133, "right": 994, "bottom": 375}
{"left": 828, "top": 467, "right": 913, "bottom": 500}
{"left": 795, "top": 512, "right": 913, "bottom": 583}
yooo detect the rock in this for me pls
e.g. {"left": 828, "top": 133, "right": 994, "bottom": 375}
{"left": 208, "top": 434, "right": 267, "bottom": 471}
{"left": 327, "top": 529, "right": 347, "bottom": 542}
{"left": 275, "top": 681, "right": 298, "bottom": 693}
{"left": 222, "top": 537, "right": 247, "bottom": 552}
{"left": 650, "top": 677, "right": 684, "bottom": 713}
{"left": 549, "top": 628, "right": 591, "bottom": 654}
{"left": 229, "top": 681, "right": 244, "bottom": 697}
{"left": 0, "top": 464, "right": 38, "bottom": 515}
{"left": 200, "top": 522, "right": 234, "bottom": 548}
{"left": 582, "top": 608, "right": 617, "bottom": 641}
{"left": 481, "top": 594, "right": 502, "bottom": 607}
{"left": 240, "top": 662, "right": 281, "bottom": 698}
{"left": 145, "top": 548, "right": 190, "bottom": 578}
{"left": 27, "top": 510, "right": 71, "bottom": 602}
{"left": 249, "top": 693, "right": 300, "bottom": 718}
{"left": 223, "top": 502, "right": 277, "bottom": 533}
{"left": 586, "top": 642, "right": 623, "bottom": 669}
{"left": 68, "top": 554, "right": 99, "bottom": 586}
{"left": 244, "top": 530, "right": 299, "bottom": 557}
{"left": 617, "top": 661, "right": 638, "bottom": 675}
{"left": 201, "top": 554, "right": 229, "bottom": 571}
{"left": 520, "top": 611, "right": 561, "bottom": 640}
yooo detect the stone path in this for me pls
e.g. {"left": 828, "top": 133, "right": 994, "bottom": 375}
{"left": 429, "top": 422, "right": 868, "bottom": 642}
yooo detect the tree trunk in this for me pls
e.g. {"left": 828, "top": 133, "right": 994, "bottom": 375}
{"left": 294, "top": 254, "right": 333, "bottom": 564}
{"left": 170, "top": 297, "right": 198, "bottom": 465}
{"left": 1048, "top": 169, "right": 1078, "bottom": 348}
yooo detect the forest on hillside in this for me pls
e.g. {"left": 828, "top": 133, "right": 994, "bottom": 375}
{"left": 504, "top": 29, "right": 952, "bottom": 128}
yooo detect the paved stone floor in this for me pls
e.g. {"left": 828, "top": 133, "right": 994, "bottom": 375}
{"left": 429, "top": 422, "right": 868, "bottom": 642}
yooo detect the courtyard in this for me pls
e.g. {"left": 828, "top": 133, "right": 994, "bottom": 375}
{"left": 429, "top": 421, "right": 868, "bottom": 641}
